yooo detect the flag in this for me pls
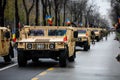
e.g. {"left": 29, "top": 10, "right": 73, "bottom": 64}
{"left": 65, "top": 18, "right": 71, "bottom": 25}
{"left": 12, "top": 33, "right": 16, "bottom": 42}
{"left": 46, "top": 15, "right": 53, "bottom": 26}
{"left": 79, "top": 22, "right": 83, "bottom": 26}
{"left": 12, "top": 28, "right": 16, "bottom": 42}
{"left": 118, "top": 17, "right": 120, "bottom": 23}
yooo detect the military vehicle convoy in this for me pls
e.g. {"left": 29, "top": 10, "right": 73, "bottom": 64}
{"left": 75, "top": 28, "right": 91, "bottom": 51}
{"left": 91, "top": 28, "right": 102, "bottom": 42}
{"left": 0, "top": 27, "right": 14, "bottom": 62}
{"left": 17, "top": 26, "right": 78, "bottom": 67}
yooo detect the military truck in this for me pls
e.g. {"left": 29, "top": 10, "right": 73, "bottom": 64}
{"left": 0, "top": 27, "right": 14, "bottom": 62}
{"left": 17, "top": 26, "right": 78, "bottom": 67}
{"left": 75, "top": 28, "right": 90, "bottom": 51}
{"left": 92, "top": 28, "right": 102, "bottom": 42}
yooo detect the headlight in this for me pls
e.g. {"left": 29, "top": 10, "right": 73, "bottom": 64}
{"left": 27, "top": 43, "right": 32, "bottom": 49}
{"left": 78, "top": 38, "right": 81, "bottom": 41}
{"left": 83, "top": 37, "right": 87, "bottom": 39}
{"left": 37, "top": 44, "right": 45, "bottom": 49}
{"left": 49, "top": 43, "right": 55, "bottom": 49}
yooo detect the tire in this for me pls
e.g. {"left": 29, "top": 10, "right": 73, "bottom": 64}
{"left": 9, "top": 45, "right": 14, "bottom": 58}
{"left": 68, "top": 52, "right": 75, "bottom": 62}
{"left": 84, "top": 45, "right": 88, "bottom": 51}
{"left": 32, "top": 58, "right": 39, "bottom": 62}
{"left": 88, "top": 45, "right": 90, "bottom": 50}
{"left": 96, "top": 37, "right": 100, "bottom": 42}
{"left": 3, "top": 54, "right": 11, "bottom": 62}
{"left": 18, "top": 50, "right": 27, "bottom": 67}
{"left": 59, "top": 50, "right": 67, "bottom": 67}
{"left": 68, "top": 47, "right": 76, "bottom": 62}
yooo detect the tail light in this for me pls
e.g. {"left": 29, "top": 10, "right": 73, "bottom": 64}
{"left": 86, "top": 33, "right": 88, "bottom": 37}
{"left": 63, "top": 35, "right": 67, "bottom": 42}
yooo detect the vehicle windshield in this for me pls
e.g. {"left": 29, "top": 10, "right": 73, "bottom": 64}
{"left": 78, "top": 30, "right": 86, "bottom": 34}
{"left": 48, "top": 29, "right": 66, "bottom": 36}
{"left": 28, "top": 29, "right": 44, "bottom": 36}
{"left": 93, "top": 30, "right": 98, "bottom": 32}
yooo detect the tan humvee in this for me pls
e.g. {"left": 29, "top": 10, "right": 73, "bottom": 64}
{"left": 90, "top": 28, "right": 102, "bottom": 42}
{"left": 0, "top": 27, "right": 14, "bottom": 62}
{"left": 75, "top": 27, "right": 91, "bottom": 51}
{"left": 102, "top": 28, "right": 108, "bottom": 37}
{"left": 17, "top": 26, "right": 78, "bottom": 67}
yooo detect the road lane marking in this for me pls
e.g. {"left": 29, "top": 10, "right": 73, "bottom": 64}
{"left": 47, "top": 67, "right": 54, "bottom": 71}
{"left": 31, "top": 78, "right": 39, "bottom": 80}
{"left": 0, "top": 57, "right": 18, "bottom": 72}
{"left": 39, "top": 71, "right": 47, "bottom": 76}
{"left": 0, "top": 63, "right": 17, "bottom": 71}
{"left": 31, "top": 67, "right": 55, "bottom": 80}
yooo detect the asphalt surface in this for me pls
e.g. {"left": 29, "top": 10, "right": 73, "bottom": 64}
{"left": 0, "top": 32, "right": 120, "bottom": 80}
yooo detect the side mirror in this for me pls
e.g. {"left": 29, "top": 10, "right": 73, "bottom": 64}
{"left": 74, "top": 31, "right": 78, "bottom": 38}
{"left": 4, "top": 31, "right": 10, "bottom": 39}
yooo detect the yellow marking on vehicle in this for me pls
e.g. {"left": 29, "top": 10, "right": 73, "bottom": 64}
{"left": 31, "top": 78, "right": 39, "bottom": 80}
{"left": 47, "top": 67, "right": 54, "bottom": 71}
{"left": 39, "top": 71, "right": 47, "bottom": 76}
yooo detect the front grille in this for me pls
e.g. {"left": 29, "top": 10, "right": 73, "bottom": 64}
{"left": 35, "top": 39, "right": 50, "bottom": 42}
{"left": 33, "top": 43, "right": 48, "bottom": 50}
{"left": 26, "top": 42, "right": 56, "bottom": 50}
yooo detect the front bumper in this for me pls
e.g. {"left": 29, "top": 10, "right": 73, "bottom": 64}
{"left": 17, "top": 42, "right": 66, "bottom": 51}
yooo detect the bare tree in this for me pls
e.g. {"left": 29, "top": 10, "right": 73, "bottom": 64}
{"left": 63, "top": 0, "right": 69, "bottom": 26}
{"left": 0, "top": 0, "right": 7, "bottom": 26}
{"left": 48, "top": 0, "right": 52, "bottom": 15}
{"left": 35, "top": 0, "right": 39, "bottom": 26}
{"left": 41, "top": 0, "right": 48, "bottom": 26}
{"left": 67, "top": 0, "right": 87, "bottom": 24}
{"left": 15, "top": 0, "right": 20, "bottom": 38}
{"left": 54, "top": 0, "right": 59, "bottom": 26}
{"left": 110, "top": 0, "right": 120, "bottom": 23}
{"left": 15, "top": 0, "right": 20, "bottom": 28}
{"left": 23, "top": 0, "right": 35, "bottom": 25}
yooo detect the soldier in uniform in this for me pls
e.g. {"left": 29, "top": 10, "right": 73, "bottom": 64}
{"left": 91, "top": 30, "right": 95, "bottom": 44}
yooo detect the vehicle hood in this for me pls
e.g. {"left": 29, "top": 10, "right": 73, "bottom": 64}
{"left": 78, "top": 34, "right": 86, "bottom": 37}
{"left": 94, "top": 32, "right": 99, "bottom": 34}
{"left": 18, "top": 37, "right": 64, "bottom": 42}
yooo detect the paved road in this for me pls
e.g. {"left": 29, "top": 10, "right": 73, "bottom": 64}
{"left": 0, "top": 32, "right": 120, "bottom": 80}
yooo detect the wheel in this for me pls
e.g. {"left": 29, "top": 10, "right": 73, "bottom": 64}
{"left": 18, "top": 50, "right": 27, "bottom": 67}
{"left": 68, "top": 52, "right": 75, "bottom": 62}
{"left": 32, "top": 58, "right": 39, "bottom": 62}
{"left": 3, "top": 54, "right": 11, "bottom": 62}
{"left": 88, "top": 45, "right": 90, "bottom": 50}
{"left": 84, "top": 45, "right": 88, "bottom": 51}
{"left": 9, "top": 45, "right": 14, "bottom": 58}
{"left": 59, "top": 50, "right": 67, "bottom": 67}
{"left": 68, "top": 47, "right": 76, "bottom": 62}
{"left": 96, "top": 37, "right": 100, "bottom": 42}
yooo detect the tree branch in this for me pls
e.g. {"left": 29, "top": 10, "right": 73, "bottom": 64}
{"left": 3, "top": 0, "right": 7, "bottom": 11}
{"left": 23, "top": 0, "right": 28, "bottom": 13}
{"left": 28, "top": 0, "right": 35, "bottom": 14}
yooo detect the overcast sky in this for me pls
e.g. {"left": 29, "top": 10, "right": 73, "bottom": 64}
{"left": 88, "top": 0, "right": 111, "bottom": 16}
{"left": 88, "top": 0, "right": 112, "bottom": 26}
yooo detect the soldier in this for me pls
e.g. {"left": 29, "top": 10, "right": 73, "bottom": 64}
{"left": 114, "top": 17, "right": 120, "bottom": 41}
{"left": 91, "top": 30, "right": 95, "bottom": 44}
{"left": 114, "top": 18, "right": 120, "bottom": 62}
